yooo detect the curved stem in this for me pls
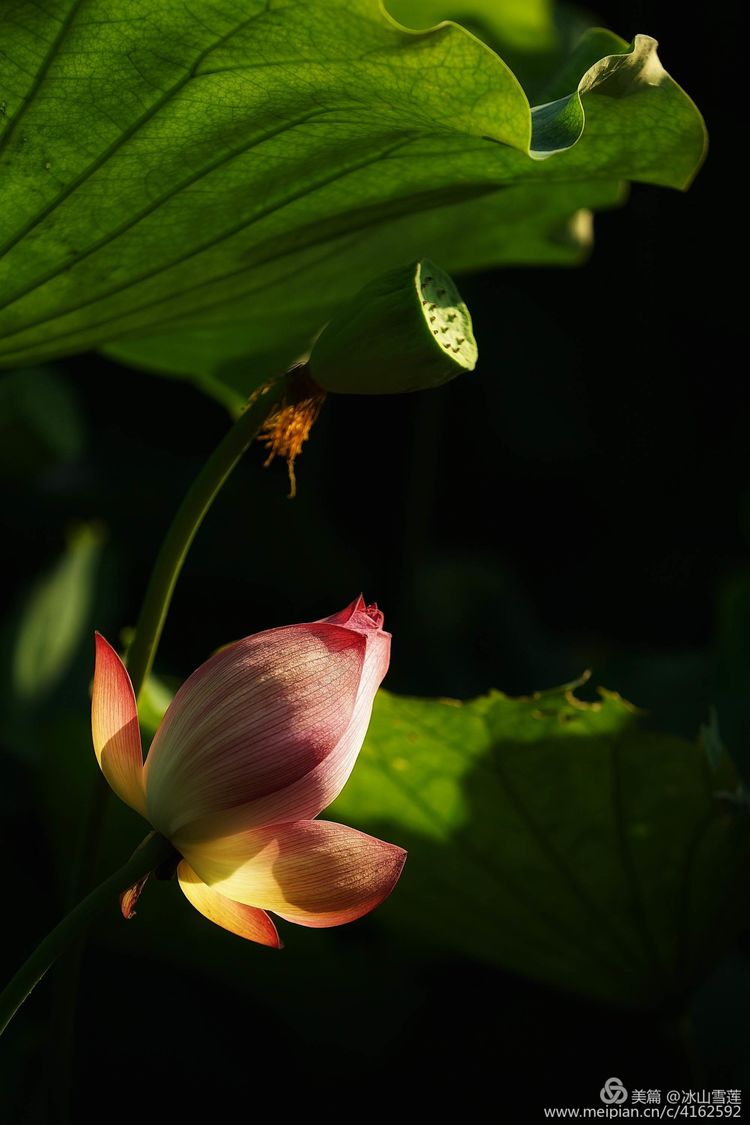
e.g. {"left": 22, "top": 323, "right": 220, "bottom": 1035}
{"left": 125, "top": 378, "right": 286, "bottom": 698}
{"left": 39, "top": 378, "right": 286, "bottom": 1093}
{"left": 72, "top": 379, "right": 285, "bottom": 893}
{"left": 0, "top": 834, "right": 176, "bottom": 1036}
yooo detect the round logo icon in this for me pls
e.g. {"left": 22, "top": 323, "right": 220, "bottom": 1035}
{"left": 600, "top": 1077, "right": 628, "bottom": 1105}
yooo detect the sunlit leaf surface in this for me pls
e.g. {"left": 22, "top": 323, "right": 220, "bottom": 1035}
{"left": 331, "top": 682, "right": 749, "bottom": 1007}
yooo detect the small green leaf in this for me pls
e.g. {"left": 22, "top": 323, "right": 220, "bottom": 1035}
{"left": 12, "top": 524, "right": 104, "bottom": 702}
{"left": 0, "top": 2, "right": 705, "bottom": 406}
{"left": 330, "top": 683, "right": 749, "bottom": 1007}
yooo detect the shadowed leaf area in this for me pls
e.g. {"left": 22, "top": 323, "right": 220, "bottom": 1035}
{"left": 329, "top": 683, "right": 750, "bottom": 1008}
{"left": 0, "top": 0, "right": 704, "bottom": 408}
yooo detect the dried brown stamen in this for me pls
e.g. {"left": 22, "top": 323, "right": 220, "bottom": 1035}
{"left": 257, "top": 364, "right": 326, "bottom": 497}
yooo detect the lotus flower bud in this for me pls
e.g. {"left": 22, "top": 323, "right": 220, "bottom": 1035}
{"left": 308, "top": 259, "right": 477, "bottom": 395}
{"left": 91, "top": 597, "right": 405, "bottom": 945}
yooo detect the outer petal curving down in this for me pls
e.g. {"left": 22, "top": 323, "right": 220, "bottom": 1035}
{"left": 177, "top": 861, "right": 281, "bottom": 947}
{"left": 183, "top": 820, "right": 407, "bottom": 928}
{"left": 91, "top": 633, "right": 146, "bottom": 816}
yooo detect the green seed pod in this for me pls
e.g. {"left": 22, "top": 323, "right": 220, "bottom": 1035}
{"left": 308, "top": 259, "right": 477, "bottom": 395}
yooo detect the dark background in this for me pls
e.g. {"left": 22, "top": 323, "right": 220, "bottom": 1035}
{"left": 1, "top": 0, "right": 747, "bottom": 1119}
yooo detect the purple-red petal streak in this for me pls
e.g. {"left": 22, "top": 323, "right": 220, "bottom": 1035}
{"left": 145, "top": 623, "right": 371, "bottom": 841}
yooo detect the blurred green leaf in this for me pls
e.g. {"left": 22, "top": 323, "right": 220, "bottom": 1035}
{"left": 716, "top": 571, "right": 750, "bottom": 782}
{"left": 331, "top": 681, "right": 750, "bottom": 1008}
{"left": 137, "top": 673, "right": 175, "bottom": 739}
{"left": 388, "top": 0, "right": 559, "bottom": 51}
{"left": 701, "top": 707, "right": 727, "bottom": 773}
{"left": 0, "top": 367, "right": 83, "bottom": 474}
{"left": 0, "top": 2, "right": 704, "bottom": 409}
{"left": 12, "top": 524, "right": 104, "bottom": 702}
{"left": 386, "top": 0, "right": 562, "bottom": 64}
{"left": 386, "top": 0, "right": 596, "bottom": 99}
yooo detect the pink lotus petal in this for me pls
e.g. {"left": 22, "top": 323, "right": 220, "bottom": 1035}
{"left": 91, "top": 634, "right": 145, "bottom": 816}
{"left": 145, "top": 614, "right": 389, "bottom": 843}
{"left": 177, "top": 861, "right": 281, "bottom": 947}
{"left": 176, "top": 617, "right": 389, "bottom": 846}
{"left": 183, "top": 820, "right": 406, "bottom": 928}
{"left": 320, "top": 594, "right": 384, "bottom": 631}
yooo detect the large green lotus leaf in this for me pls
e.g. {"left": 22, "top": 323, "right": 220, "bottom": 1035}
{"left": 0, "top": 2, "right": 705, "bottom": 406}
{"left": 91, "top": 667, "right": 749, "bottom": 1007}
{"left": 330, "top": 683, "right": 749, "bottom": 1008}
